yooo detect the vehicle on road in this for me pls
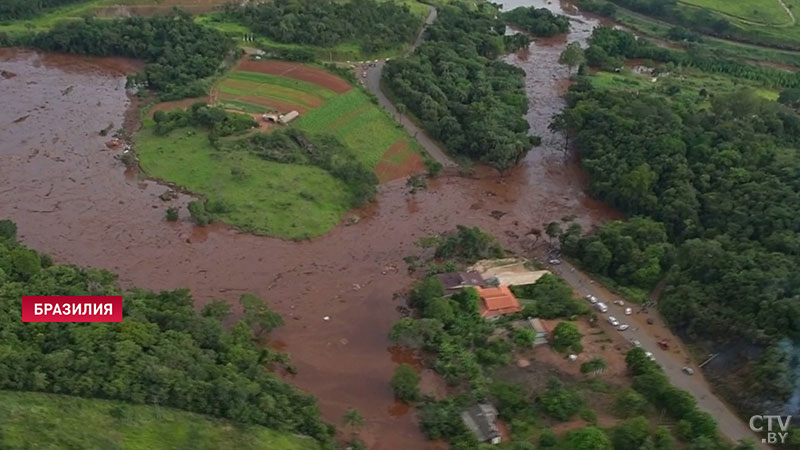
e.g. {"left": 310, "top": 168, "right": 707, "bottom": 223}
{"left": 548, "top": 258, "right": 562, "bottom": 265}
{"left": 595, "top": 302, "right": 608, "bottom": 313}
{"left": 682, "top": 367, "right": 695, "bottom": 375}
{"left": 646, "top": 318, "right": 654, "bottom": 325}
{"left": 613, "top": 300, "right": 625, "bottom": 306}
{"left": 607, "top": 316, "right": 617, "bottom": 324}
{"left": 585, "top": 294, "right": 598, "bottom": 304}
{"left": 625, "top": 307, "right": 632, "bottom": 315}
{"left": 632, "top": 339, "right": 641, "bottom": 347}
{"left": 658, "top": 340, "right": 670, "bottom": 350}
{"left": 645, "top": 351, "right": 655, "bottom": 361}
{"left": 618, "top": 323, "right": 629, "bottom": 331}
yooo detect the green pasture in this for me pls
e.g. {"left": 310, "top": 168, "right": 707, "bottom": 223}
{"left": 136, "top": 123, "right": 354, "bottom": 239}
{"left": 0, "top": 390, "right": 320, "bottom": 450}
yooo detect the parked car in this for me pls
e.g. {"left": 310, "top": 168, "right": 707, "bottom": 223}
{"left": 682, "top": 367, "right": 695, "bottom": 375}
{"left": 548, "top": 258, "right": 562, "bottom": 265}
{"left": 657, "top": 340, "right": 670, "bottom": 350}
{"left": 644, "top": 351, "right": 655, "bottom": 361}
{"left": 632, "top": 339, "right": 641, "bottom": 347}
{"left": 585, "top": 294, "right": 598, "bottom": 304}
{"left": 618, "top": 323, "right": 629, "bottom": 331}
{"left": 613, "top": 300, "right": 625, "bottom": 306}
{"left": 624, "top": 307, "right": 632, "bottom": 315}
{"left": 607, "top": 316, "right": 617, "bottom": 324}
{"left": 595, "top": 302, "right": 608, "bottom": 313}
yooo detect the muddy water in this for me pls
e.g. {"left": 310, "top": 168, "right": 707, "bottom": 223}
{"left": 0, "top": 14, "right": 615, "bottom": 449}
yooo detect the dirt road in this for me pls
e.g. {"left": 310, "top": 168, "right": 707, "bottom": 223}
{"left": 543, "top": 253, "right": 766, "bottom": 448}
{"left": 363, "top": 6, "right": 457, "bottom": 168}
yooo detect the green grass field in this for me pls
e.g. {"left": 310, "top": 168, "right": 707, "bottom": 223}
{"left": 138, "top": 62, "right": 425, "bottom": 238}
{"left": 0, "top": 390, "right": 320, "bottom": 450}
{"left": 591, "top": 67, "right": 780, "bottom": 104}
{"left": 294, "top": 89, "right": 421, "bottom": 169}
{"left": 136, "top": 124, "right": 354, "bottom": 239}
{"left": 679, "top": 0, "right": 793, "bottom": 25}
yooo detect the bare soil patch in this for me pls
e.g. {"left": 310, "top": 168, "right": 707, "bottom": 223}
{"left": 236, "top": 59, "right": 352, "bottom": 93}
{"left": 374, "top": 140, "right": 425, "bottom": 182}
{"left": 145, "top": 96, "right": 208, "bottom": 118}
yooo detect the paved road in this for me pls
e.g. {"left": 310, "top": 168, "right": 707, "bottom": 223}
{"left": 542, "top": 252, "right": 768, "bottom": 448}
{"left": 362, "top": 6, "right": 457, "bottom": 168}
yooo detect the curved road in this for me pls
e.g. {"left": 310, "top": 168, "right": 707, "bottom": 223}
{"left": 363, "top": 6, "right": 457, "bottom": 168}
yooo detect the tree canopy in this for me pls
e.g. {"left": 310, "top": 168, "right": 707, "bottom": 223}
{"left": 383, "top": 3, "right": 538, "bottom": 170}
{"left": 0, "top": 222, "right": 334, "bottom": 447}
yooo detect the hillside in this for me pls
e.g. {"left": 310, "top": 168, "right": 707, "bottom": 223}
{"left": 0, "top": 391, "right": 320, "bottom": 450}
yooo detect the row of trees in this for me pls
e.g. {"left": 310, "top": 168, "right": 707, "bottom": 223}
{"left": 224, "top": 0, "right": 420, "bottom": 54}
{"left": 383, "top": 3, "right": 538, "bottom": 170}
{"left": 0, "top": 0, "right": 83, "bottom": 20}
{"left": 30, "top": 13, "right": 235, "bottom": 100}
{"left": 556, "top": 50, "right": 800, "bottom": 413}
{"left": 233, "top": 129, "right": 378, "bottom": 207}
{"left": 503, "top": 7, "right": 571, "bottom": 37}
{"left": 0, "top": 220, "right": 334, "bottom": 447}
{"left": 152, "top": 103, "right": 256, "bottom": 138}
{"left": 584, "top": 26, "right": 800, "bottom": 88}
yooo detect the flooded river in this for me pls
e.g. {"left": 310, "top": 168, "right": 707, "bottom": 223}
{"left": 0, "top": 5, "right": 617, "bottom": 447}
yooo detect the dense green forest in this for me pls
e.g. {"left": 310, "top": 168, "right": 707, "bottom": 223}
{"left": 584, "top": 26, "right": 800, "bottom": 88}
{"left": 383, "top": 3, "right": 537, "bottom": 170}
{"left": 30, "top": 13, "right": 235, "bottom": 100}
{"left": 502, "top": 7, "right": 570, "bottom": 37}
{"left": 0, "top": 220, "right": 334, "bottom": 447}
{"left": 554, "top": 32, "right": 800, "bottom": 412}
{"left": 0, "top": 0, "right": 83, "bottom": 20}
{"left": 223, "top": 0, "right": 420, "bottom": 54}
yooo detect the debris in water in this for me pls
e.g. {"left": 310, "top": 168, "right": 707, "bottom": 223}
{"left": 13, "top": 115, "right": 29, "bottom": 123}
{"left": 323, "top": 316, "right": 330, "bottom": 321}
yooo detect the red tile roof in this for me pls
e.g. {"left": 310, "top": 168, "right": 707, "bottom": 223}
{"left": 476, "top": 286, "right": 521, "bottom": 318}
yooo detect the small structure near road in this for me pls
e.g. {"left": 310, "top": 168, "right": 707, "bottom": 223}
{"left": 469, "top": 258, "right": 550, "bottom": 287}
{"left": 461, "top": 403, "right": 501, "bottom": 445}
{"left": 528, "top": 318, "right": 550, "bottom": 346}
{"left": 476, "top": 286, "right": 521, "bottom": 319}
{"left": 436, "top": 271, "right": 486, "bottom": 294}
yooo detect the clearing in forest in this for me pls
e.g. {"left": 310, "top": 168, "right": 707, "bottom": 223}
{"left": 679, "top": 0, "right": 794, "bottom": 26}
{"left": 138, "top": 59, "right": 426, "bottom": 238}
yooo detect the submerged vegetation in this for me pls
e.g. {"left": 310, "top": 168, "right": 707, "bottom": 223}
{"left": 30, "top": 12, "right": 235, "bottom": 100}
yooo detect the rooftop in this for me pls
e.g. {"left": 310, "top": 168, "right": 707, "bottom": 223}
{"left": 476, "top": 286, "right": 521, "bottom": 318}
{"left": 461, "top": 403, "right": 500, "bottom": 443}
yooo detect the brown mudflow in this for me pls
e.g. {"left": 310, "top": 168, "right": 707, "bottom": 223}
{"left": 0, "top": 9, "right": 617, "bottom": 448}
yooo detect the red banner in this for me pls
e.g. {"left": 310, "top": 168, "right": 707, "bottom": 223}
{"left": 22, "top": 296, "right": 123, "bottom": 322}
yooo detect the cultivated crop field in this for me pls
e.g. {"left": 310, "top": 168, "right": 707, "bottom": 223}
{"left": 0, "top": 391, "right": 320, "bottom": 450}
{"left": 138, "top": 59, "right": 425, "bottom": 238}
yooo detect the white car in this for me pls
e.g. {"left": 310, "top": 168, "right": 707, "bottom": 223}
{"left": 632, "top": 339, "right": 641, "bottom": 347}
{"left": 607, "top": 316, "right": 617, "bottom": 324}
{"left": 645, "top": 351, "right": 655, "bottom": 361}
{"left": 682, "top": 367, "right": 695, "bottom": 375}
{"left": 618, "top": 323, "right": 629, "bottom": 331}
{"left": 548, "top": 258, "right": 562, "bottom": 265}
{"left": 585, "top": 294, "right": 598, "bottom": 304}
{"left": 614, "top": 300, "right": 625, "bottom": 306}
{"left": 625, "top": 307, "right": 632, "bottom": 315}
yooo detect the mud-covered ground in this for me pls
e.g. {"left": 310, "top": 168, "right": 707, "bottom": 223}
{"left": 0, "top": 15, "right": 618, "bottom": 448}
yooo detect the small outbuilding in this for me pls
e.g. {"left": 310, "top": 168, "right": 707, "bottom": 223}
{"left": 461, "top": 403, "right": 501, "bottom": 445}
{"left": 279, "top": 110, "right": 300, "bottom": 125}
{"left": 435, "top": 271, "right": 486, "bottom": 294}
{"left": 528, "top": 318, "right": 549, "bottom": 346}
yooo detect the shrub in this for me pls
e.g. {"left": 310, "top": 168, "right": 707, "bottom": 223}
{"left": 391, "top": 363, "right": 420, "bottom": 403}
{"left": 165, "top": 207, "right": 179, "bottom": 222}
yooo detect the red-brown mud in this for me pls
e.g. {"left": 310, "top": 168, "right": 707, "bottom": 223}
{"left": 0, "top": 12, "right": 616, "bottom": 447}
